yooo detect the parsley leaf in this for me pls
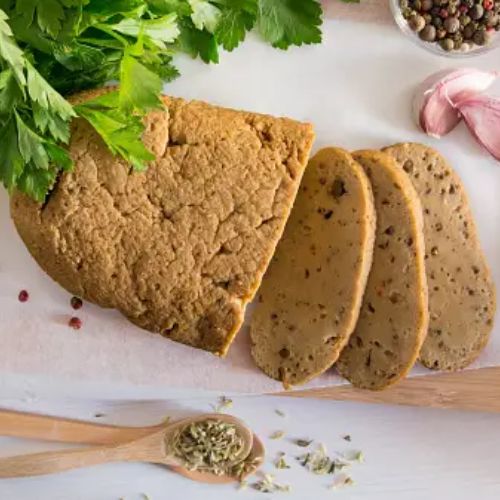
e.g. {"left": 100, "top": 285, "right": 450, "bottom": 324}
{"left": 0, "top": 117, "right": 24, "bottom": 191}
{"left": 0, "top": 0, "right": 324, "bottom": 201}
{"left": 177, "top": 17, "right": 219, "bottom": 63}
{"left": 0, "top": 68, "right": 23, "bottom": 113}
{"left": 189, "top": 0, "right": 221, "bottom": 33}
{"left": 26, "top": 62, "right": 76, "bottom": 122}
{"left": 15, "top": 112, "right": 50, "bottom": 170}
{"left": 109, "top": 13, "right": 180, "bottom": 49}
{"left": 16, "top": 161, "right": 58, "bottom": 202}
{"left": 76, "top": 91, "right": 156, "bottom": 170}
{"left": 0, "top": 9, "right": 26, "bottom": 85}
{"left": 214, "top": 0, "right": 256, "bottom": 51}
{"left": 257, "top": 0, "right": 322, "bottom": 49}
{"left": 147, "top": 0, "right": 192, "bottom": 16}
{"left": 119, "top": 51, "right": 163, "bottom": 112}
{"left": 36, "top": 0, "right": 65, "bottom": 37}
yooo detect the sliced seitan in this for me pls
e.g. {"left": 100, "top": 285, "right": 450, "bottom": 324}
{"left": 10, "top": 91, "right": 315, "bottom": 355}
{"left": 250, "top": 147, "right": 376, "bottom": 387}
{"left": 384, "top": 143, "right": 496, "bottom": 370}
{"left": 336, "top": 150, "right": 428, "bottom": 390}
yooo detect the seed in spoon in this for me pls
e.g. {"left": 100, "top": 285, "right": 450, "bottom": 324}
{"left": 170, "top": 419, "right": 246, "bottom": 477}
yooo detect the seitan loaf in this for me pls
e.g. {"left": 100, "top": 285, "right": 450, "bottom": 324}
{"left": 10, "top": 91, "right": 315, "bottom": 355}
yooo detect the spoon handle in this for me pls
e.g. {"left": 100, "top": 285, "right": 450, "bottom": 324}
{"left": 0, "top": 440, "right": 159, "bottom": 478}
{"left": 0, "top": 409, "right": 161, "bottom": 445}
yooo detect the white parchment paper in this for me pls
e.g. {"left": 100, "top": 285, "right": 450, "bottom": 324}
{"left": 0, "top": 16, "right": 499, "bottom": 394}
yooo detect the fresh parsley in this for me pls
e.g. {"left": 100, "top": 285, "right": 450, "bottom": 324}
{"left": 0, "top": 0, "right": 324, "bottom": 202}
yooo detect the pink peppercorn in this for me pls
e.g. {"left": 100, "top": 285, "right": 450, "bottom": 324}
{"left": 483, "top": 0, "right": 494, "bottom": 10}
{"left": 459, "top": 4, "right": 469, "bottom": 12}
{"left": 70, "top": 296, "right": 83, "bottom": 310}
{"left": 439, "top": 8, "right": 449, "bottom": 17}
{"left": 68, "top": 317, "right": 82, "bottom": 330}
{"left": 18, "top": 290, "right": 29, "bottom": 302}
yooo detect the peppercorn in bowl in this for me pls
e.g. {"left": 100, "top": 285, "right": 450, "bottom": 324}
{"left": 390, "top": 0, "right": 500, "bottom": 56}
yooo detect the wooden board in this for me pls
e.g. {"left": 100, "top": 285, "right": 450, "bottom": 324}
{"left": 276, "top": 367, "right": 500, "bottom": 413}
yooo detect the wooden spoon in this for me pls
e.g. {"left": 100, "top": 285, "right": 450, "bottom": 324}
{"left": 0, "top": 413, "right": 259, "bottom": 481}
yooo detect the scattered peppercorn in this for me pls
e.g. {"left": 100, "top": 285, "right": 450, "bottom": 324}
{"left": 70, "top": 296, "right": 83, "bottom": 310}
{"left": 18, "top": 290, "right": 29, "bottom": 302}
{"left": 69, "top": 317, "right": 82, "bottom": 330}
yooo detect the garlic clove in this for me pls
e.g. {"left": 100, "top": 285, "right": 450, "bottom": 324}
{"left": 457, "top": 95, "right": 500, "bottom": 162}
{"left": 419, "top": 85, "right": 462, "bottom": 138}
{"left": 414, "top": 68, "right": 499, "bottom": 138}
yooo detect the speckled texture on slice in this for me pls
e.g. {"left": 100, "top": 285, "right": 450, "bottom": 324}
{"left": 10, "top": 91, "right": 315, "bottom": 356}
{"left": 384, "top": 143, "right": 496, "bottom": 371}
{"left": 250, "top": 148, "right": 376, "bottom": 387}
{"left": 336, "top": 150, "right": 428, "bottom": 390}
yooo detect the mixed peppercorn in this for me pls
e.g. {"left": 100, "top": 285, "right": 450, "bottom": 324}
{"left": 400, "top": 0, "right": 500, "bottom": 51}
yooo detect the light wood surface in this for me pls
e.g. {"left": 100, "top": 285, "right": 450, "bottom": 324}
{"left": 279, "top": 366, "right": 500, "bottom": 413}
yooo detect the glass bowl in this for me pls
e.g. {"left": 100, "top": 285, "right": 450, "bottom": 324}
{"left": 389, "top": 0, "right": 500, "bottom": 58}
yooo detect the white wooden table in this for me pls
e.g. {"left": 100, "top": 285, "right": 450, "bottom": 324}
{"left": 1, "top": 16, "right": 499, "bottom": 500}
{"left": 0, "top": 375, "right": 500, "bottom": 500}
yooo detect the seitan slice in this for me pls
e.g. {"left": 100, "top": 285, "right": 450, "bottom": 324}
{"left": 384, "top": 143, "right": 496, "bottom": 370}
{"left": 250, "top": 147, "right": 376, "bottom": 387}
{"left": 336, "top": 150, "right": 428, "bottom": 390}
{"left": 10, "top": 91, "right": 315, "bottom": 356}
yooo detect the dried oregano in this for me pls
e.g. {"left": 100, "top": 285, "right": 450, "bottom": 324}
{"left": 171, "top": 419, "right": 245, "bottom": 476}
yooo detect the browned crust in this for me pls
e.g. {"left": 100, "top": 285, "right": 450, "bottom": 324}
{"left": 10, "top": 89, "right": 315, "bottom": 355}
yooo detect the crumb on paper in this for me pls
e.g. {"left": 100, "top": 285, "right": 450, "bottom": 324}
{"left": 251, "top": 473, "right": 291, "bottom": 493}
{"left": 275, "top": 409, "right": 286, "bottom": 417}
{"left": 344, "top": 450, "right": 364, "bottom": 463}
{"left": 274, "top": 453, "right": 291, "bottom": 469}
{"left": 270, "top": 430, "right": 285, "bottom": 440}
{"left": 294, "top": 438, "right": 313, "bottom": 447}
{"left": 212, "top": 395, "right": 233, "bottom": 412}
{"left": 330, "top": 474, "right": 355, "bottom": 490}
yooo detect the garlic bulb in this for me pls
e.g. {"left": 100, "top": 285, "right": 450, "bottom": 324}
{"left": 457, "top": 95, "right": 500, "bottom": 162}
{"left": 414, "top": 68, "right": 499, "bottom": 138}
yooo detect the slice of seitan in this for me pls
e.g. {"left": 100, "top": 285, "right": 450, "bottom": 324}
{"left": 384, "top": 143, "right": 496, "bottom": 370}
{"left": 336, "top": 150, "right": 428, "bottom": 390}
{"left": 10, "top": 90, "right": 315, "bottom": 355}
{"left": 250, "top": 147, "right": 376, "bottom": 387}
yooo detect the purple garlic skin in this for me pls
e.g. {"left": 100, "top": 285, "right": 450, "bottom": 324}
{"left": 414, "top": 68, "right": 499, "bottom": 138}
{"left": 458, "top": 95, "right": 500, "bottom": 162}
